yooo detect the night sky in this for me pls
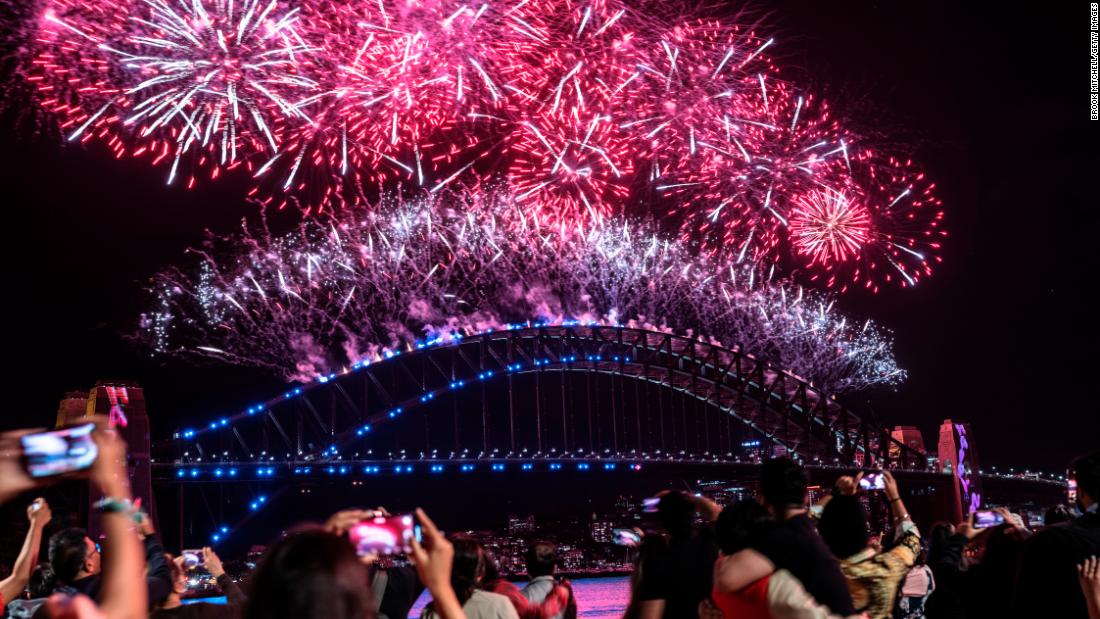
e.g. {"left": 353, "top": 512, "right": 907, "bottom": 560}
{"left": 1, "top": 0, "right": 1096, "bottom": 473}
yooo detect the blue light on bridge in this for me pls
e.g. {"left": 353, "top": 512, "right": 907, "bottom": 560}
{"left": 356, "top": 425, "right": 372, "bottom": 436}
{"left": 363, "top": 466, "right": 381, "bottom": 474}
{"left": 430, "top": 465, "right": 444, "bottom": 473}
{"left": 182, "top": 429, "right": 195, "bottom": 439}
{"left": 491, "top": 463, "right": 505, "bottom": 472}
{"left": 229, "top": 468, "right": 237, "bottom": 477}
{"left": 212, "top": 534, "right": 221, "bottom": 542}
{"left": 257, "top": 467, "right": 275, "bottom": 477}
{"left": 521, "top": 463, "right": 533, "bottom": 471}
{"left": 214, "top": 468, "right": 224, "bottom": 478}
{"left": 577, "top": 463, "right": 590, "bottom": 470}
{"left": 189, "top": 469, "right": 200, "bottom": 478}
{"left": 549, "top": 463, "right": 562, "bottom": 471}
{"left": 603, "top": 463, "right": 617, "bottom": 470}
{"left": 460, "top": 464, "right": 475, "bottom": 472}
{"left": 176, "top": 469, "right": 185, "bottom": 478}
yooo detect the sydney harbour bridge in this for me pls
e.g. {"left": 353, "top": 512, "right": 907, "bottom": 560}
{"left": 70, "top": 323, "right": 1063, "bottom": 550}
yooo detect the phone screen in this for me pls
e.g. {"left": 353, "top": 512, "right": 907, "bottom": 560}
{"left": 973, "top": 510, "right": 1005, "bottom": 529}
{"left": 642, "top": 497, "right": 660, "bottom": 513}
{"left": 181, "top": 549, "right": 204, "bottom": 569}
{"left": 21, "top": 423, "right": 98, "bottom": 478}
{"left": 859, "top": 472, "right": 886, "bottom": 491}
{"left": 348, "top": 514, "right": 422, "bottom": 556}
{"left": 612, "top": 528, "right": 642, "bottom": 547}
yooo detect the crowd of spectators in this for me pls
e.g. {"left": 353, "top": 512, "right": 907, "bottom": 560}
{"left": 628, "top": 453, "right": 1100, "bottom": 619}
{"left": 1, "top": 419, "right": 1097, "bottom": 619}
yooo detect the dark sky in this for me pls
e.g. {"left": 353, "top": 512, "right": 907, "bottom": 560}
{"left": 1, "top": 0, "right": 1096, "bottom": 472}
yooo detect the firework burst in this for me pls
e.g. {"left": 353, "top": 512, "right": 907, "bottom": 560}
{"left": 141, "top": 184, "right": 905, "bottom": 392}
{"left": 789, "top": 189, "right": 871, "bottom": 265}
{"left": 18, "top": 0, "right": 946, "bottom": 292}
{"left": 31, "top": 0, "right": 320, "bottom": 187}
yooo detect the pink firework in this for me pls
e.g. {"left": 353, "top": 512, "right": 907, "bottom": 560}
{"left": 796, "top": 150, "right": 945, "bottom": 293}
{"left": 632, "top": 19, "right": 778, "bottom": 176}
{"left": 253, "top": 0, "right": 541, "bottom": 211}
{"left": 664, "top": 86, "right": 852, "bottom": 264}
{"left": 500, "top": 0, "right": 649, "bottom": 114}
{"left": 31, "top": 0, "right": 320, "bottom": 187}
{"left": 17, "top": 0, "right": 948, "bottom": 292}
{"left": 789, "top": 189, "right": 871, "bottom": 265}
{"left": 506, "top": 108, "right": 634, "bottom": 231}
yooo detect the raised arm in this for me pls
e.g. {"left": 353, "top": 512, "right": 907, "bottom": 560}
{"left": 882, "top": 471, "right": 911, "bottom": 525}
{"left": 1079, "top": 556, "right": 1100, "bottom": 619}
{"left": 0, "top": 498, "right": 52, "bottom": 604}
{"left": 691, "top": 494, "right": 723, "bottom": 523}
{"left": 410, "top": 508, "right": 466, "bottom": 619}
{"left": 203, "top": 547, "right": 246, "bottom": 606}
{"left": 90, "top": 429, "right": 147, "bottom": 619}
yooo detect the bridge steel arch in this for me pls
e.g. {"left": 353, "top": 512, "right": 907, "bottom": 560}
{"left": 156, "top": 324, "right": 927, "bottom": 479}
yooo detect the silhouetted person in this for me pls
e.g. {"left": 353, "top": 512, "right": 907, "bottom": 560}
{"left": 1014, "top": 451, "right": 1100, "bottom": 618}
{"left": 633, "top": 490, "right": 720, "bottom": 618}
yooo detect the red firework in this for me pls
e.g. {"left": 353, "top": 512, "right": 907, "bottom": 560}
{"left": 789, "top": 189, "right": 871, "bottom": 265}
{"left": 506, "top": 108, "right": 634, "bottom": 232}
{"left": 795, "top": 150, "right": 945, "bottom": 293}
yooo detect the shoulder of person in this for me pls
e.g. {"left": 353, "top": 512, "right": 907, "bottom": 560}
{"left": 472, "top": 589, "right": 522, "bottom": 616}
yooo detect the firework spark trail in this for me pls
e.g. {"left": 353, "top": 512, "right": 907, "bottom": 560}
{"left": 141, "top": 185, "right": 905, "bottom": 392}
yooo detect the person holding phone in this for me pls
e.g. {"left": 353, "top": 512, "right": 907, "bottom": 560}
{"left": 816, "top": 470, "right": 921, "bottom": 619}
{"left": 152, "top": 547, "right": 244, "bottom": 619}
{"left": 632, "top": 490, "right": 721, "bottom": 619}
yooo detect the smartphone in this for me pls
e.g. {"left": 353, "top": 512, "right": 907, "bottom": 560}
{"left": 642, "top": 497, "right": 660, "bottom": 513}
{"left": 21, "top": 423, "right": 98, "bottom": 478}
{"left": 973, "top": 510, "right": 1005, "bottom": 529}
{"left": 859, "top": 471, "right": 886, "bottom": 491}
{"left": 612, "top": 528, "right": 643, "bottom": 547}
{"left": 181, "top": 549, "right": 204, "bottom": 569}
{"left": 348, "top": 514, "right": 422, "bottom": 556}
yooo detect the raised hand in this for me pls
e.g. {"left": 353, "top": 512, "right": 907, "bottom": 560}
{"left": 409, "top": 508, "right": 454, "bottom": 593}
{"left": 28, "top": 497, "right": 52, "bottom": 528}
{"left": 203, "top": 547, "right": 226, "bottom": 578}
